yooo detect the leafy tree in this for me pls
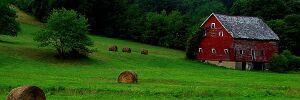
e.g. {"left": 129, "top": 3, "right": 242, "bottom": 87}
{"left": 268, "top": 14, "right": 300, "bottom": 55}
{"left": 142, "top": 10, "right": 187, "bottom": 49}
{"left": 76, "top": 0, "right": 130, "bottom": 36}
{"left": 159, "top": 11, "right": 187, "bottom": 49}
{"left": 31, "top": 0, "right": 50, "bottom": 22}
{"left": 0, "top": 0, "right": 20, "bottom": 36}
{"left": 286, "top": 0, "right": 300, "bottom": 14}
{"left": 220, "top": 0, "right": 233, "bottom": 9}
{"left": 117, "top": 4, "right": 144, "bottom": 40}
{"left": 142, "top": 11, "right": 169, "bottom": 45}
{"left": 186, "top": 28, "right": 205, "bottom": 59}
{"left": 183, "top": 0, "right": 226, "bottom": 37}
{"left": 231, "top": 0, "right": 288, "bottom": 20}
{"left": 34, "top": 8, "right": 93, "bottom": 57}
{"left": 284, "top": 14, "right": 300, "bottom": 55}
{"left": 30, "top": 0, "right": 75, "bottom": 22}
{"left": 10, "top": 0, "right": 33, "bottom": 12}
{"left": 137, "top": 0, "right": 180, "bottom": 13}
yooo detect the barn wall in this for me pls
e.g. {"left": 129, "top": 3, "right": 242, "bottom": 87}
{"left": 197, "top": 15, "right": 235, "bottom": 61}
{"left": 234, "top": 39, "right": 279, "bottom": 62}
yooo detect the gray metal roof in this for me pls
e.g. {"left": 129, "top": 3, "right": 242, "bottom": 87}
{"left": 213, "top": 13, "right": 279, "bottom": 40}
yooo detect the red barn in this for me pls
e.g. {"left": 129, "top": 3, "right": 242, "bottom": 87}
{"left": 197, "top": 13, "right": 279, "bottom": 70}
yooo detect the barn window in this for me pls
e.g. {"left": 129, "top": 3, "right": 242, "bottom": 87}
{"left": 199, "top": 48, "right": 203, "bottom": 53}
{"left": 224, "top": 49, "right": 229, "bottom": 54}
{"left": 212, "top": 48, "right": 216, "bottom": 54}
{"left": 239, "top": 50, "right": 244, "bottom": 55}
{"left": 211, "top": 23, "right": 216, "bottom": 29}
{"left": 219, "top": 31, "right": 224, "bottom": 37}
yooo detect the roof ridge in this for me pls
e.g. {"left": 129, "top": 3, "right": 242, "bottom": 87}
{"left": 213, "top": 13, "right": 261, "bottom": 19}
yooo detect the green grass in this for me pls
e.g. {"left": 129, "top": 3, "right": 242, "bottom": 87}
{"left": 0, "top": 23, "right": 300, "bottom": 100}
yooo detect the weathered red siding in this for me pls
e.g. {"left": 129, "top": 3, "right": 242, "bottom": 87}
{"left": 197, "top": 15, "right": 235, "bottom": 61}
{"left": 234, "top": 39, "right": 278, "bottom": 62}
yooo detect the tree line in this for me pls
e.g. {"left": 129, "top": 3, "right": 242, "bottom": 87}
{"left": 9, "top": 0, "right": 227, "bottom": 49}
{"left": 5, "top": 0, "right": 300, "bottom": 56}
{"left": 0, "top": 0, "right": 19, "bottom": 37}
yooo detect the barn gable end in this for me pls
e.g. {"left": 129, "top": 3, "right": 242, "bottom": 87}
{"left": 197, "top": 14, "right": 235, "bottom": 61}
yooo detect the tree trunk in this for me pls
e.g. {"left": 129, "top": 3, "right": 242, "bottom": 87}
{"left": 56, "top": 48, "right": 64, "bottom": 57}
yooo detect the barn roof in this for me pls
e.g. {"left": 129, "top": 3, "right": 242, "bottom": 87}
{"left": 213, "top": 13, "right": 279, "bottom": 40}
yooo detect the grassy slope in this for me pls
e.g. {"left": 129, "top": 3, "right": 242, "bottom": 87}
{"left": 10, "top": 5, "right": 44, "bottom": 27}
{"left": 0, "top": 9, "right": 299, "bottom": 100}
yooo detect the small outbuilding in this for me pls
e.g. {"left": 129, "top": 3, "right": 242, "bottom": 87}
{"left": 197, "top": 13, "right": 279, "bottom": 70}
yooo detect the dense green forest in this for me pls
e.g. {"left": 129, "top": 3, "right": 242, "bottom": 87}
{"left": 9, "top": 0, "right": 300, "bottom": 55}
{"left": 0, "top": 0, "right": 19, "bottom": 36}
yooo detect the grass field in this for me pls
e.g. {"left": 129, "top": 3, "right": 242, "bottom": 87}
{"left": 0, "top": 11, "right": 300, "bottom": 99}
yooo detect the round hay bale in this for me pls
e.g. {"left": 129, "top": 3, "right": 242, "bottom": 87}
{"left": 117, "top": 71, "right": 138, "bottom": 83}
{"left": 7, "top": 86, "right": 46, "bottom": 100}
{"left": 109, "top": 45, "right": 118, "bottom": 52}
{"left": 122, "top": 48, "right": 131, "bottom": 53}
{"left": 141, "top": 49, "right": 148, "bottom": 55}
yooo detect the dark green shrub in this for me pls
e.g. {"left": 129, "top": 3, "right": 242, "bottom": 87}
{"left": 288, "top": 56, "right": 300, "bottom": 71}
{"left": 186, "top": 28, "right": 205, "bottom": 59}
{"left": 281, "top": 50, "right": 294, "bottom": 71}
{"left": 281, "top": 50, "right": 300, "bottom": 71}
{"left": 270, "top": 54, "right": 289, "bottom": 73}
{"left": 270, "top": 50, "right": 300, "bottom": 73}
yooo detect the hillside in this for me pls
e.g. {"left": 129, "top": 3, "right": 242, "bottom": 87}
{"left": 10, "top": 5, "right": 44, "bottom": 27}
{"left": 0, "top": 7, "right": 300, "bottom": 100}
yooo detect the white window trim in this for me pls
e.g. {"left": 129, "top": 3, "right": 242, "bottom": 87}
{"left": 211, "top": 48, "right": 216, "bottom": 54}
{"left": 219, "top": 31, "right": 224, "bottom": 37}
{"left": 224, "top": 49, "right": 229, "bottom": 54}
{"left": 199, "top": 48, "right": 203, "bottom": 53}
{"left": 240, "top": 50, "right": 244, "bottom": 55}
{"left": 211, "top": 23, "right": 215, "bottom": 29}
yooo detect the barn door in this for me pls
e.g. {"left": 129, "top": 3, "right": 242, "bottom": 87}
{"left": 251, "top": 50, "right": 256, "bottom": 61}
{"left": 242, "top": 62, "right": 246, "bottom": 70}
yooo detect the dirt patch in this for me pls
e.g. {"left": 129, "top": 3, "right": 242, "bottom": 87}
{"left": 10, "top": 5, "right": 44, "bottom": 27}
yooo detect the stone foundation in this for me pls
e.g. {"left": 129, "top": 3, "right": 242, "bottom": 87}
{"left": 204, "top": 60, "right": 269, "bottom": 70}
